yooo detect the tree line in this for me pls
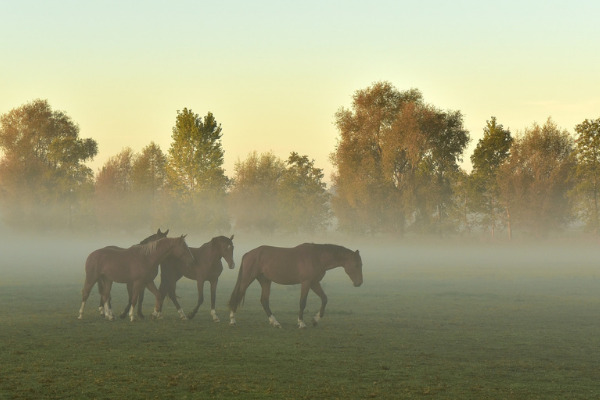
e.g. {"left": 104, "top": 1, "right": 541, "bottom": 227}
{"left": 1, "top": 82, "right": 599, "bottom": 239}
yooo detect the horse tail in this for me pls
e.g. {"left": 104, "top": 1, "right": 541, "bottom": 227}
{"left": 228, "top": 252, "right": 251, "bottom": 312}
{"left": 82, "top": 251, "right": 101, "bottom": 300}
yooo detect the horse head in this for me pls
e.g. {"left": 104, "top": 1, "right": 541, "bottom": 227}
{"left": 343, "top": 249, "right": 363, "bottom": 287}
{"left": 140, "top": 228, "right": 169, "bottom": 245}
{"left": 213, "top": 235, "right": 235, "bottom": 269}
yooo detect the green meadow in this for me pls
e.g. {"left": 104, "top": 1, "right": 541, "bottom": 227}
{"left": 1, "top": 237, "right": 599, "bottom": 399}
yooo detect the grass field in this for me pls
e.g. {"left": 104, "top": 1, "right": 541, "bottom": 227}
{"left": 1, "top": 236, "right": 600, "bottom": 399}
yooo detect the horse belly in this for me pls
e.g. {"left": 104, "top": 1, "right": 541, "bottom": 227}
{"left": 265, "top": 264, "right": 305, "bottom": 285}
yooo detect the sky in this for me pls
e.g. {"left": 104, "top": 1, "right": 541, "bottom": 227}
{"left": 1, "top": 0, "right": 599, "bottom": 180}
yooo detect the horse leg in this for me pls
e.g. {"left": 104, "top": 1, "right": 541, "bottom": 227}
{"left": 100, "top": 279, "right": 115, "bottom": 321}
{"left": 228, "top": 275, "right": 256, "bottom": 326}
{"left": 168, "top": 285, "right": 187, "bottom": 320}
{"left": 97, "top": 279, "right": 105, "bottom": 316}
{"left": 137, "top": 288, "right": 145, "bottom": 319}
{"left": 209, "top": 279, "right": 219, "bottom": 322}
{"left": 310, "top": 281, "right": 328, "bottom": 326}
{"left": 257, "top": 276, "right": 280, "bottom": 328}
{"left": 161, "top": 279, "right": 185, "bottom": 320}
{"left": 188, "top": 280, "right": 204, "bottom": 320}
{"left": 157, "top": 279, "right": 168, "bottom": 315}
{"left": 297, "top": 282, "right": 311, "bottom": 329}
{"left": 129, "top": 281, "right": 145, "bottom": 322}
{"left": 120, "top": 282, "right": 134, "bottom": 319}
{"left": 78, "top": 278, "right": 96, "bottom": 320}
{"left": 144, "top": 281, "right": 162, "bottom": 319}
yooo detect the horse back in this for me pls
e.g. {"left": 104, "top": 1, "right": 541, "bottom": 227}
{"left": 160, "top": 242, "right": 218, "bottom": 282}
{"left": 244, "top": 244, "right": 321, "bottom": 285}
{"left": 85, "top": 246, "right": 147, "bottom": 283}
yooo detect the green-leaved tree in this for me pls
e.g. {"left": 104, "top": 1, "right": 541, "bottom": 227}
{"left": 0, "top": 99, "right": 97, "bottom": 229}
{"left": 167, "top": 108, "right": 229, "bottom": 231}
{"left": 470, "top": 117, "right": 513, "bottom": 238}
{"left": 331, "top": 82, "right": 470, "bottom": 235}
{"left": 572, "top": 117, "right": 600, "bottom": 235}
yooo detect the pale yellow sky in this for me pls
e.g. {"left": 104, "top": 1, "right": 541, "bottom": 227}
{"left": 2, "top": 1, "right": 599, "bottom": 181}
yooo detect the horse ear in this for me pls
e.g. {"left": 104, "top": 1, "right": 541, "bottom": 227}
{"left": 157, "top": 228, "right": 162, "bottom": 234}
{"left": 355, "top": 250, "right": 360, "bottom": 255}
{"left": 164, "top": 229, "right": 169, "bottom": 235}
{"left": 230, "top": 234, "right": 234, "bottom": 240}
{"left": 181, "top": 234, "right": 187, "bottom": 239}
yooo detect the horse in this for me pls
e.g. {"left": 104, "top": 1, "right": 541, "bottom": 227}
{"left": 124, "top": 235, "right": 236, "bottom": 321}
{"left": 228, "top": 243, "right": 362, "bottom": 328}
{"left": 98, "top": 228, "right": 169, "bottom": 319}
{"left": 78, "top": 235, "right": 194, "bottom": 321}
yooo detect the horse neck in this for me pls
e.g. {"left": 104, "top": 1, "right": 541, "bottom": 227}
{"left": 206, "top": 238, "right": 224, "bottom": 264}
{"left": 320, "top": 245, "right": 349, "bottom": 270}
{"left": 151, "top": 238, "right": 176, "bottom": 264}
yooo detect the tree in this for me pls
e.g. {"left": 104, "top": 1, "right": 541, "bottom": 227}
{"left": 131, "top": 142, "right": 169, "bottom": 229}
{"left": 229, "top": 152, "right": 285, "bottom": 233}
{"left": 229, "top": 151, "right": 331, "bottom": 234}
{"left": 132, "top": 142, "right": 167, "bottom": 195}
{"left": 470, "top": 117, "right": 513, "bottom": 238}
{"left": 331, "top": 81, "right": 470, "bottom": 235}
{"left": 0, "top": 99, "right": 97, "bottom": 229}
{"left": 497, "top": 118, "right": 575, "bottom": 237}
{"left": 94, "top": 148, "right": 137, "bottom": 230}
{"left": 167, "top": 108, "right": 229, "bottom": 231}
{"left": 572, "top": 118, "right": 600, "bottom": 235}
{"left": 278, "top": 152, "right": 331, "bottom": 233}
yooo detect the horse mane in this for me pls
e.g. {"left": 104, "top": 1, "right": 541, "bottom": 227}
{"left": 310, "top": 243, "right": 348, "bottom": 254}
{"left": 136, "top": 239, "right": 160, "bottom": 256}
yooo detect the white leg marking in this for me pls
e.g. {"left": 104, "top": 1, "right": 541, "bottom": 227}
{"left": 177, "top": 309, "right": 188, "bottom": 320}
{"left": 98, "top": 305, "right": 104, "bottom": 316}
{"left": 229, "top": 311, "right": 236, "bottom": 326}
{"left": 78, "top": 302, "right": 86, "bottom": 319}
{"left": 298, "top": 318, "right": 307, "bottom": 329}
{"left": 103, "top": 303, "right": 114, "bottom": 321}
{"left": 269, "top": 315, "right": 281, "bottom": 328}
{"left": 313, "top": 312, "right": 321, "bottom": 325}
{"left": 152, "top": 307, "right": 162, "bottom": 320}
{"left": 129, "top": 304, "right": 135, "bottom": 322}
{"left": 211, "top": 309, "right": 220, "bottom": 323}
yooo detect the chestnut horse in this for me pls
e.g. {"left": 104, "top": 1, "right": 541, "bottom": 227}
{"left": 78, "top": 235, "right": 194, "bottom": 321}
{"left": 228, "top": 243, "right": 362, "bottom": 328}
{"left": 137, "top": 235, "right": 235, "bottom": 321}
{"left": 98, "top": 228, "right": 169, "bottom": 319}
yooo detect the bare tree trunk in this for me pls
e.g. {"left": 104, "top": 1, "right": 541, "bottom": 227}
{"left": 490, "top": 197, "right": 496, "bottom": 240}
{"left": 506, "top": 206, "right": 512, "bottom": 241}
{"left": 593, "top": 173, "right": 599, "bottom": 236}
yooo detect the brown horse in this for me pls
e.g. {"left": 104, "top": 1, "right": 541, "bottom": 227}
{"left": 147, "top": 235, "right": 235, "bottom": 321}
{"left": 98, "top": 228, "right": 169, "bottom": 319}
{"left": 78, "top": 235, "right": 194, "bottom": 321}
{"left": 228, "top": 243, "right": 362, "bottom": 328}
